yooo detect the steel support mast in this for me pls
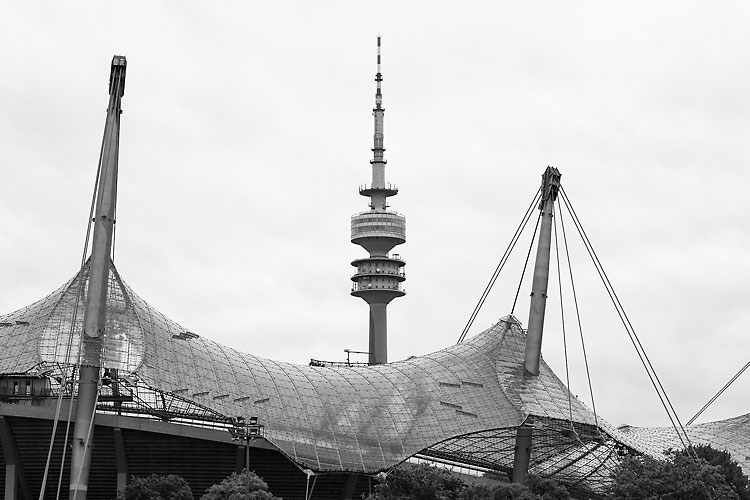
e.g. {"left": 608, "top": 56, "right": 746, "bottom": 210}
{"left": 523, "top": 166, "right": 561, "bottom": 375}
{"left": 512, "top": 166, "right": 561, "bottom": 486}
{"left": 69, "top": 55, "right": 126, "bottom": 500}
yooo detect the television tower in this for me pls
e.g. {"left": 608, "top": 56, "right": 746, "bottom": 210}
{"left": 350, "top": 37, "right": 406, "bottom": 365}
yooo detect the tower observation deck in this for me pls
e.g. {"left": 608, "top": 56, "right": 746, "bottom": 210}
{"left": 351, "top": 37, "right": 405, "bottom": 365}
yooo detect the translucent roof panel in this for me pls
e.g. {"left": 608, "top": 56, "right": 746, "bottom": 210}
{"left": 31, "top": 264, "right": 144, "bottom": 371}
{"left": 618, "top": 414, "right": 750, "bottom": 475}
{"left": 6, "top": 261, "right": 746, "bottom": 492}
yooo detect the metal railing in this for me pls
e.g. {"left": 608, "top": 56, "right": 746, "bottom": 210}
{"left": 351, "top": 282, "right": 405, "bottom": 293}
{"left": 309, "top": 359, "right": 369, "bottom": 368}
{"left": 351, "top": 269, "right": 406, "bottom": 278}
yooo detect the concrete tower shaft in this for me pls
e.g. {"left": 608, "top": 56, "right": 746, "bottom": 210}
{"left": 350, "top": 37, "right": 406, "bottom": 365}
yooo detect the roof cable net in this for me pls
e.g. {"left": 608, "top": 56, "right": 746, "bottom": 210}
{"left": 37, "top": 261, "right": 144, "bottom": 372}
{"left": 2, "top": 263, "right": 749, "bottom": 494}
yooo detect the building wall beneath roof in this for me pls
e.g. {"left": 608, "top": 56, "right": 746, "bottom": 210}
{"left": 0, "top": 412, "right": 372, "bottom": 500}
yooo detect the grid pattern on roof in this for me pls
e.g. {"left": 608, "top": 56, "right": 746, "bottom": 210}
{"left": 618, "top": 414, "right": 750, "bottom": 475}
{"left": 33, "top": 263, "right": 144, "bottom": 371}
{"left": 6, "top": 263, "right": 746, "bottom": 494}
{"left": 422, "top": 417, "right": 628, "bottom": 494}
{"left": 128, "top": 304, "right": 528, "bottom": 471}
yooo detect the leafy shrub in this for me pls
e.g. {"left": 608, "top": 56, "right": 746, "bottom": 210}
{"left": 119, "top": 474, "right": 193, "bottom": 500}
{"left": 200, "top": 470, "right": 282, "bottom": 500}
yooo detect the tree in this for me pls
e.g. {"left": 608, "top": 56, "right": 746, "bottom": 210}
{"left": 119, "top": 474, "right": 194, "bottom": 500}
{"left": 457, "top": 484, "right": 495, "bottom": 500}
{"left": 677, "top": 445, "right": 750, "bottom": 500}
{"left": 365, "top": 463, "right": 465, "bottom": 500}
{"left": 525, "top": 475, "right": 570, "bottom": 500}
{"left": 484, "top": 475, "right": 571, "bottom": 500}
{"left": 200, "top": 470, "right": 282, "bottom": 500}
{"left": 486, "top": 482, "right": 541, "bottom": 500}
{"left": 606, "top": 450, "right": 740, "bottom": 500}
{"left": 365, "top": 464, "right": 569, "bottom": 500}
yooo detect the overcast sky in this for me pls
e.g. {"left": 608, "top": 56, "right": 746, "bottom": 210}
{"left": 1, "top": 2, "right": 748, "bottom": 429}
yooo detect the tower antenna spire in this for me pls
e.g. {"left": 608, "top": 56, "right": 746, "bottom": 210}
{"left": 375, "top": 35, "right": 382, "bottom": 110}
{"left": 350, "top": 37, "right": 406, "bottom": 365}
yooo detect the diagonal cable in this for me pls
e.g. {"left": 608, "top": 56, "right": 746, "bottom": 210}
{"left": 552, "top": 200, "right": 575, "bottom": 428}
{"left": 511, "top": 210, "right": 542, "bottom": 316}
{"left": 558, "top": 198, "right": 600, "bottom": 432}
{"left": 559, "top": 189, "right": 688, "bottom": 449}
{"left": 457, "top": 188, "right": 541, "bottom": 344}
{"left": 39, "top": 113, "right": 107, "bottom": 500}
{"left": 687, "top": 359, "right": 750, "bottom": 426}
{"left": 559, "top": 187, "right": 692, "bottom": 451}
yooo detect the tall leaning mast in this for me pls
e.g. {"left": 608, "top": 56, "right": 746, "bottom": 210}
{"left": 350, "top": 37, "right": 406, "bottom": 365}
{"left": 69, "top": 55, "right": 126, "bottom": 500}
{"left": 512, "top": 166, "right": 562, "bottom": 485}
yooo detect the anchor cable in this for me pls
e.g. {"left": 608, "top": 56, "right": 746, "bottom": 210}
{"left": 511, "top": 210, "right": 542, "bottom": 316}
{"left": 457, "top": 188, "right": 541, "bottom": 344}
{"left": 552, "top": 201, "right": 575, "bottom": 427}
{"left": 39, "top": 114, "right": 106, "bottom": 500}
{"left": 558, "top": 198, "right": 600, "bottom": 432}
{"left": 559, "top": 187, "right": 692, "bottom": 451}
{"left": 687, "top": 359, "right": 750, "bottom": 426}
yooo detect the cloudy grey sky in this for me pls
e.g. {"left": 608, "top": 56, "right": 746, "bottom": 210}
{"left": 1, "top": 2, "right": 748, "bottom": 429}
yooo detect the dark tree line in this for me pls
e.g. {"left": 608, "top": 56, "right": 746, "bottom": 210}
{"left": 117, "top": 470, "right": 281, "bottom": 500}
{"left": 363, "top": 445, "right": 749, "bottom": 500}
{"left": 116, "top": 444, "right": 749, "bottom": 500}
{"left": 363, "top": 464, "right": 571, "bottom": 500}
{"left": 607, "top": 444, "right": 749, "bottom": 500}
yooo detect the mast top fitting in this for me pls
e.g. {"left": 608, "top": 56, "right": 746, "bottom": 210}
{"left": 539, "top": 166, "right": 561, "bottom": 209}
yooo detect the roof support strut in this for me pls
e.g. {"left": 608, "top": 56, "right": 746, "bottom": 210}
{"left": 512, "top": 419, "right": 534, "bottom": 484}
